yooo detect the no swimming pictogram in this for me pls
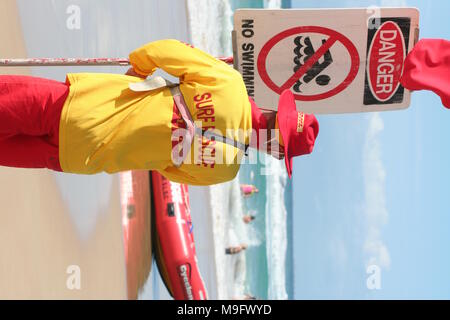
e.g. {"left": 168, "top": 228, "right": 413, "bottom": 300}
{"left": 257, "top": 26, "right": 360, "bottom": 101}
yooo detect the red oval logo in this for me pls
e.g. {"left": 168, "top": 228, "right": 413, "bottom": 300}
{"left": 367, "top": 21, "right": 405, "bottom": 102}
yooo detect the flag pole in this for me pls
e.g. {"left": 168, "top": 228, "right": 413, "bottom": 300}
{"left": 0, "top": 56, "right": 234, "bottom": 67}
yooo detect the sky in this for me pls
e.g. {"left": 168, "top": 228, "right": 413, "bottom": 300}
{"left": 291, "top": 0, "right": 450, "bottom": 299}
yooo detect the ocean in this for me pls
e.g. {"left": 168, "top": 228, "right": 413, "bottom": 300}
{"left": 188, "top": 0, "right": 294, "bottom": 300}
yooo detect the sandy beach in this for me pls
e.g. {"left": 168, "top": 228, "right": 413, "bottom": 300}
{"left": 0, "top": 0, "right": 126, "bottom": 299}
{"left": 0, "top": 0, "right": 28, "bottom": 75}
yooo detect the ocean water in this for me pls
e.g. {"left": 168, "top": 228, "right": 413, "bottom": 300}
{"left": 187, "top": 0, "right": 293, "bottom": 300}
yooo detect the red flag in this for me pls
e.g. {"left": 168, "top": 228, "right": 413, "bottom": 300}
{"left": 400, "top": 39, "right": 450, "bottom": 108}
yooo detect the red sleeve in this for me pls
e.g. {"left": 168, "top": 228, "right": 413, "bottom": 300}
{"left": 249, "top": 97, "right": 267, "bottom": 132}
{"left": 400, "top": 39, "right": 450, "bottom": 108}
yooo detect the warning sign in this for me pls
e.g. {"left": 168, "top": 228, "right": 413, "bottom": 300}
{"left": 258, "top": 26, "right": 360, "bottom": 101}
{"left": 364, "top": 17, "right": 411, "bottom": 105}
{"left": 233, "top": 8, "right": 420, "bottom": 114}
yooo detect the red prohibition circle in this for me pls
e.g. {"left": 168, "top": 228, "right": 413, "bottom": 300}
{"left": 257, "top": 26, "right": 360, "bottom": 101}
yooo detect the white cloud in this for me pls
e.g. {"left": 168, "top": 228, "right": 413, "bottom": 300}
{"left": 362, "top": 113, "right": 391, "bottom": 269}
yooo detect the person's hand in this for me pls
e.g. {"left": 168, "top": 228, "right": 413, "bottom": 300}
{"left": 265, "top": 137, "right": 285, "bottom": 160}
{"left": 125, "top": 67, "right": 147, "bottom": 79}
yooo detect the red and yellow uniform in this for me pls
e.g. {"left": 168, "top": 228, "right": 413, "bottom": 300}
{"left": 0, "top": 40, "right": 320, "bottom": 182}
{"left": 58, "top": 39, "right": 252, "bottom": 185}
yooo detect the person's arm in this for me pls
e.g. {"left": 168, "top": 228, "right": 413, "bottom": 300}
{"left": 249, "top": 97, "right": 267, "bottom": 131}
{"left": 158, "top": 166, "right": 201, "bottom": 185}
{"left": 159, "top": 163, "right": 238, "bottom": 186}
{"left": 249, "top": 97, "right": 267, "bottom": 150}
{"left": 125, "top": 67, "right": 146, "bottom": 79}
{"left": 128, "top": 39, "right": 227, "bottom": 81}
{"left": 248, "top": 97, "right": 284, "bottom": 159}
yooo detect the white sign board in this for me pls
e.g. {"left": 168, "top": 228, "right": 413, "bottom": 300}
{"left": 233, "top": 8, "right": 420, "bottom": 114}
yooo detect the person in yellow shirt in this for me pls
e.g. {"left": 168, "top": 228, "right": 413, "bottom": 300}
{"left": 0, "top": 39, "right": 319, "bottom": 185}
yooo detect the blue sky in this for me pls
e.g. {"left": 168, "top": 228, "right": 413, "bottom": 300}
{"left": 291, "top": 0, "right": 450, "bottom": 299}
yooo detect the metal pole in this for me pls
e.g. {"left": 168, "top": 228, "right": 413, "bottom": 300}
{"left": 0, "top": 56, "right": 234, "bottom": 67}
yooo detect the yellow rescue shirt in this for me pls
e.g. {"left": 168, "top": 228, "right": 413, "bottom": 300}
{"left": 58, "top": 39, "right": 252, "bottom": 185}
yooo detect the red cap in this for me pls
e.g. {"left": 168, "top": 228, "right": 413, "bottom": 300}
{"left": 276, "top": 89, "right": 319, "bottom": 178}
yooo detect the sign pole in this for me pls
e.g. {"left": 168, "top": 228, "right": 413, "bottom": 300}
{"left": 0, "top": 56, "right": 234, "bottom": 67}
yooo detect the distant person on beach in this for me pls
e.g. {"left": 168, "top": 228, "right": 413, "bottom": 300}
{"left": 240, "top": 184, "right": 259, "bottom": 197}
{"left": 0, "top": 39, "right": 319, "bottom": 184}
{"left": 225, "top": 244, "right": 248, "bottom": 255}
{"left": 243, "top": 214, "right": 256, "bottom": 224}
